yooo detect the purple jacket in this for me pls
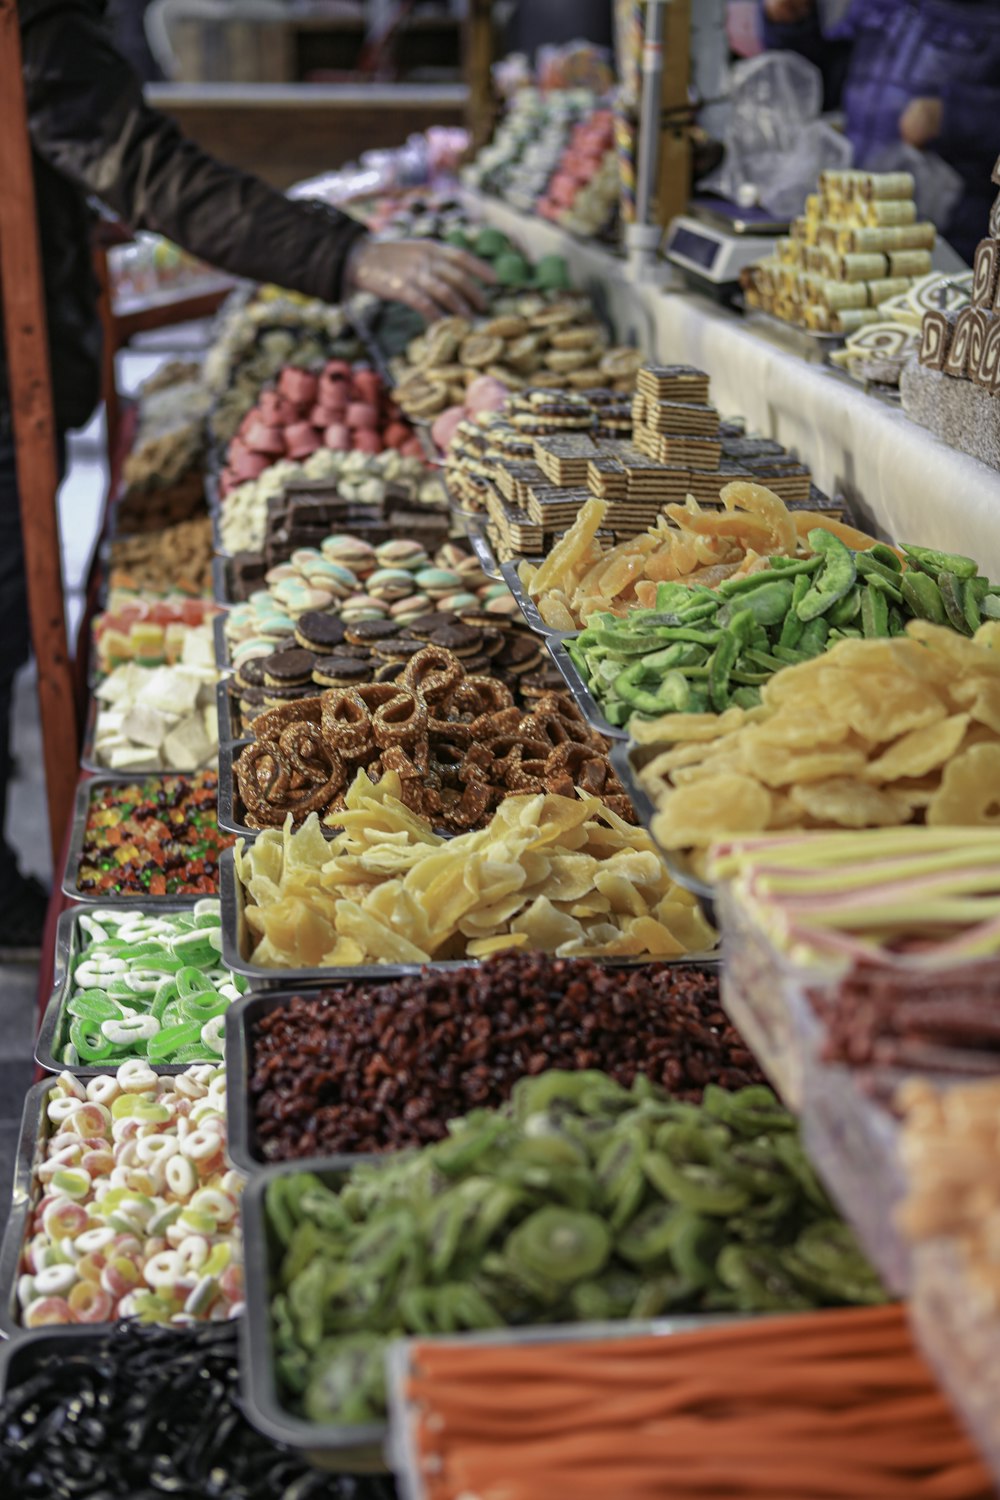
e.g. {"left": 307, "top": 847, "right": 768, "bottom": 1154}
{"left": 762, "top": 0, "right": 1000, "bottom": 260}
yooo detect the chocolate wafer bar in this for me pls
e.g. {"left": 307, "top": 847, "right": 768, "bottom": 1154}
{"left": 586, "top": 456, "right": 627, "bottom": 500}
{"left": 636, "top": 364, "right": 711, "bottom": 404}
{"left": 532, "top": 433, "right": 597, "bottom": 485}
{"left": 638, "top": 400, "right": 720, "bottom": 436}
{"left": 643, "top": 433, "right": 723, "bottom": 469}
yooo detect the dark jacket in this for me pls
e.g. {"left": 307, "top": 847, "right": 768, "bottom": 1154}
{"left": 762, "top": 0, "right": 1000, "bottom": 262}
{"left": 8, "top": 0, "right": 367, "bottom": 430}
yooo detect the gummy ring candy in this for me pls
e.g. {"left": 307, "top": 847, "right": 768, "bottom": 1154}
{"left": 117, "top": 1059, "right": 159, "bottom": 1093}
{"left": 102, "top": 1016, "right": 159, "bottom": 1046}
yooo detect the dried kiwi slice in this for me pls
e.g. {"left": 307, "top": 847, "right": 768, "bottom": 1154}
{"left": 303, "top": 1333, "right": 386, "bottom": 1425}
{"left": 504, "top": 1206, "right": 611, "bottom": 1285}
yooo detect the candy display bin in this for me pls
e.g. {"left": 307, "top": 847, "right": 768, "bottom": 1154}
{"left": 911, "top": 1239, "right": 1000, "bottom": 1486}
{"left": 800, "top": 1055, "right": 910, "bottom": 1297}
{"left": 239, "top": 1161, "right": 389, "bottom": 1473}
{"left": 384, "top": 1312, "right": 808, "bottom": 1500}
{"left": 713, "top": 881, "right": 840, "bottom": 1113}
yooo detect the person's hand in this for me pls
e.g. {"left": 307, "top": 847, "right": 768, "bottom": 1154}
{"left": 900, "top": 97, "right": 943, "bottom": 147}
{"left": 763, "top": 0, "right": 814, "bottom": 21}
{"left": 345, "top": 238, "right": 495, "bottom": 321}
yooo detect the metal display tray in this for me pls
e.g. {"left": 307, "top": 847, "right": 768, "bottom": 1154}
{"left": 80, "top": 691, "right": 219, "bottom": 780}
{"left": 35, "top": 899, "right": 224, "bottom": 1075}
{"left": 224, "top": 953, "right": 721, "bottom": 1174}
{"left": 499, "top": 559, "right": 564, "bottom": 637}
{"left": 464, "top": 520, "right": 502, "bottom": 582}
{"left": 213, "top": 611, "right": 233, "bottom": 671}
{"left": 62, "top": 772, "right": 224, "bottom": 906}
{"left": 212, "top": 552, "right": 232, "bottom": 606}
{"left": 220, "top": 846, "right": 454, "bottom": 989}
{"left": 0, "top": 1323, "right": 124, "bottom": 1398}
{"left": 216, "top": 676, "right": 240, "bottom": 749}
{"left": 242, "top": 1153, "right": 754, "bottom": 1475}
{"left": 0, "top": 1085, "right": 58, "bottom": 1338}
{"left": 240, "top": 1160, "right": 388, "bottom": 1471}
{"left": 385, "top": 1314, "right": 760, "bottom": 1499}
{"left": 611, "top": 740, "right": 717, "bottom": 925}
{"left": 217, "top": 739, "right": 255, "bottom": 839}
{"left": 544, "top": 635, "right": 628, "bottom": 741}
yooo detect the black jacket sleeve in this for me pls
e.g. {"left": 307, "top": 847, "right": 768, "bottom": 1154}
{"left": 19, "top": 0, "right": 368, "bottom": 303}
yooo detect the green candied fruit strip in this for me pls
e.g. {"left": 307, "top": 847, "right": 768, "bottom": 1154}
{"left": 938, "top": 571, "right": 973, "bottom": 636}
{"left": 796, "top": 529, "right": 857, "bottom": 621}
{"left": 901, "top": 570, "right": 947, "bottom": 625}
{"left": 903, "top": 542, "right": 978, "bottom": 580}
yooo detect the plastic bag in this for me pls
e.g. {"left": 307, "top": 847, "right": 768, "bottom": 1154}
{"left": 701, "top": 52, "right": 852, "bottom": 218}
{"left": 864, "top": 143, "right": 963, "bottom": 237}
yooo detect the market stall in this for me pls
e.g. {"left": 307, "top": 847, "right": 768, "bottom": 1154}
{"left": 4, "top": 12, "right": 1000, "bottom": 1498}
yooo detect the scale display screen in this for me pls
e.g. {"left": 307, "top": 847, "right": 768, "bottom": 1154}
{"left": 669, "top": 225, "right": 719, "bottom": 270}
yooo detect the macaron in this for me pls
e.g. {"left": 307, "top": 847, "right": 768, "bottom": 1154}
{"left": 434, "top": 591, "right": 480, "bottom": 612}
{"left": 340, "top": 594, "right": 389, "bottom": 623}
{"left": 375, "top": 539, "right": 428, "bottom": 571}
{"left": 388, "top": 594, "right": 432, "bottom": 622}
{"left": 299, "top": 560, "right": 358, "bottom": 596}
{"left": 415, "top": 567, "right": 462, "bottom": 599}
{"left": 321, "top": 536, "right": 378, "bottom": 574}
{"left": 366, "top": 568, "right": 417, "bottom": 602}
{"left": 264, "top": 564, "right": 299, "bottom": 585}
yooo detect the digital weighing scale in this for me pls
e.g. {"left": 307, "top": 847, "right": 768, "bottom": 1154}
{"left": 663, "top": 197, "right": 789, "bottom": 300}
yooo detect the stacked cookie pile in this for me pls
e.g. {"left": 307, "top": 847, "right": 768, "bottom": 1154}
{"left": 220, "top": 361, "right": 420, "bottom": 498}
{"left": 224, "top": 536, "right": 514, "bottom": 665}
{"left": 229, "top": 607, "right": 559, "bottom": 735}
{"left": 445, "top": 367, "right": 821, "bottom": 561}
{"left": 742, "top": 170, "right": 934, "bottom": 334}
{"left": 902, "top": 151, "right": 1000, "bottom": 465}
{"left": 219, "top": 446, "right": 446, "bottom": 556}
{"left": 225, "top": 483, "right": 451, "bottom": 601}
{"left": 393, "top": 299, "right": 643, "bottom": 422}
{"left": 632, "top": 365, "right": 811, "bottom": 506}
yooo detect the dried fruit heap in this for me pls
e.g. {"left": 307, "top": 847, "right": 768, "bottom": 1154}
{"left": 265, "top": 1073, "right": 884, "bottom": 1427}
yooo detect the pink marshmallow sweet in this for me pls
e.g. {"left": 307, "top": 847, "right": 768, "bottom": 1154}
{"left": 257, "top": 390, "right": 295, "bottom": 426}
{"left": 346, "top": 401, "right": 378, "bottom": 430}
{"left": 277, "top": 367, "right": 318, "bottom": 406}
{"left": 352, "top": 428, "right": 383, "bottom": 454}
{"left": 324, "top": 423, "right": 351, "bottom": 451}
{"left": 383, "top": 421, "right": 412, "bottom": 450}
{"left": 243, "top": 421, "right": 286, "bottom": 456}
{"left": 466, "top": 374, "right": 509, "bottom": 414}
{"left": 431, "top": 405, "right": 466, "bottom": 452}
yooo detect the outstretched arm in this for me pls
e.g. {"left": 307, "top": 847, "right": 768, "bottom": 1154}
{"left": 21, "top": 0, "right": 491, "bottom": 315}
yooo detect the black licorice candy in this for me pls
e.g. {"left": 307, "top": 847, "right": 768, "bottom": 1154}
{"left": 0, "top": 1320, "right": 397, "bottom": 1498}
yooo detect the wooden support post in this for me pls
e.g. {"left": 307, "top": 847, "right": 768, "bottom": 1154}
{"left": 464, "top": 0, "right": 496, "bottom": 155}
{"left": 657, "top": 0, "right": 692, "bottom": 230}
{"left": 0, "top": 0, "right": 80, "bottom": 866}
